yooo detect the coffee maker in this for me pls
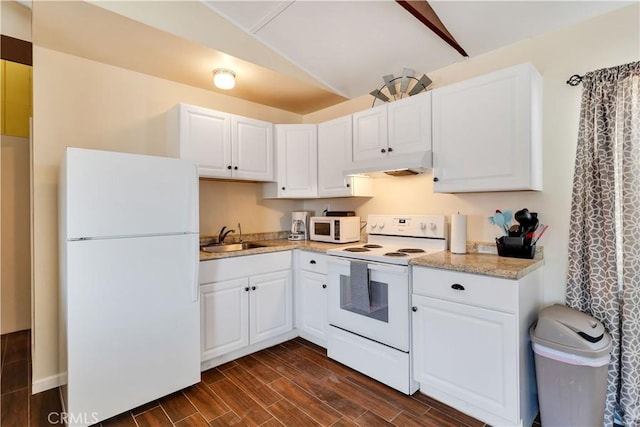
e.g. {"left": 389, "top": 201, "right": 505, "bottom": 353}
{"left": 289, "top": 211, "right": 310, "bottom": 241}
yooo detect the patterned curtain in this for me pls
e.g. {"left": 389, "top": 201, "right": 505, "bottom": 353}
{"left": 566, "top": 61, "right": 640, "bottom": 426}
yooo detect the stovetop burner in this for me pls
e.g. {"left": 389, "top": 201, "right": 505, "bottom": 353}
{"left": 384, "top": 252, "right": 408, "bottom": 257}
{"left": 398, "top": 248, "right": 425, "bottom": 254}
{"left": 328, "top": 214, "right": 447, "bottom": 265}
{"left": 344, "top": 247, "right": 370, "bottom": 252}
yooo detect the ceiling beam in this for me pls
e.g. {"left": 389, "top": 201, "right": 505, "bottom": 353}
{"left": 396, "top": 0, "right": 468, "bottom": 57}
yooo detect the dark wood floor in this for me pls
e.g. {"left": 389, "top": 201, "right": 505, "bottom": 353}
{"left": 1, "top": 330, "right": 64, "bottom": 426}
{"left": 2, "top": 330, "right": 496, "bottom": 426}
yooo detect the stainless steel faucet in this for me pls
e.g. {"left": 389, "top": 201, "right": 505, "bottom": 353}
{"left": 218, "top": 226, "right": 235, "bottom": 243}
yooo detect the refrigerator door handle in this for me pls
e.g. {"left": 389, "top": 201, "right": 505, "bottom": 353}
{"left": 192, "top": 241, "right": 200, "bottom": 302}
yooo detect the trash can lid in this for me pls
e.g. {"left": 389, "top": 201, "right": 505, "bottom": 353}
{"left": 530, "top": 304, "right": 612, "bottom": 358}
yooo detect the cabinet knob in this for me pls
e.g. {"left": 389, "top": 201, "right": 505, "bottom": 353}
{"left": 412, "top": 306, "right": 417, "bottom": 312}
{"left": 282, "top": 187, "right": 286, "bottom": 191}
{"left": 451, "top": 284, "right": 465, "bottom": 291}
{"left": 388, "top": 147, "right": 393, "bottom": 153}
{"left": 346, "top": 183, "right": 350, "bottom": 188}
{"left": 433, "top": 177, "right": 439, "bottom": 182}
{"left": 227, "top": 165, "right": 232, "bottom": 170}
{"left": 234, "top": 166, "right": 238, "bottom": 170}
{"left": 251, "top": 286, "right": 257, "bottom": 291}
{"left": 381, "top": 148, "right": 386, "bottom": 153}
{"left": 322, "top": 284, "right": 327, "bottom": 289}
{"left": 244, "top": 287, "right": 250, "bottom": 292}
{"left": 310, "top": 260, "right": 316, "bottom": 264}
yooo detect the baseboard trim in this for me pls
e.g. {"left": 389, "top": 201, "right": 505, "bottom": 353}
{"left": 32, "top": 372, "right": 66, "bottom": 394}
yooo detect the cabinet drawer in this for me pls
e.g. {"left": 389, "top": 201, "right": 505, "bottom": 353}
{"left": 200, "top": 251, "right": 292, "bottom": 284}
{"left": 298, "top": 250, "right": 328, "bottom": 274}
{"left": 412, "top": 267, "right": 517, "bottom": 313}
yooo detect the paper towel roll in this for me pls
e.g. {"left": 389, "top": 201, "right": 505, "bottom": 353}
{"left": 450, "top": 214, "right": 467, "bottom": 254}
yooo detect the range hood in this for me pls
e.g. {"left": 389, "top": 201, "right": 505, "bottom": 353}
{"left": 343, "top": 150, "right": 432, "bottom": 176}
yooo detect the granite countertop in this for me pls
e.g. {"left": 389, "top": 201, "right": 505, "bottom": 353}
{"left": 200, "top": 236, "right": 544, "bottom": 280}
{"left": 410, "top": 251, "right": 544, "bottom": 280}
{"left": 199, "top": 238, "right": 359, "bottom": 261}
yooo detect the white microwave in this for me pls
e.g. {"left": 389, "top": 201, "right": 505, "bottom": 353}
{"left": 310, "top": 216, "right": 361, "bottom": 243}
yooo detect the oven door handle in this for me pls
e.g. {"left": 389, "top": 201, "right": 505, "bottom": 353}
{"left": 328, "top": 256, "right": 408, "bottom": 274}
{"left": 367, "top": 263, "right": 408, "bottom": 274}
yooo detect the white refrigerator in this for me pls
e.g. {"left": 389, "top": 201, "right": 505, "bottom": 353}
{"left": 59, "top": 147, "right": 200, "bottom": 426}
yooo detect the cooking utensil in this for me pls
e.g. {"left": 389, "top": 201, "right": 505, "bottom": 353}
{"left": 532, "top": 224, "right": 548, "bottom": 245}
{"left": 489, "top": 211, "right": 508, "bottom": 236}
{"left": 502, "top": 210, "right": 513, "bottom": 229}
{"left": 514, "top": 208, "right": 533, "bottom": 226}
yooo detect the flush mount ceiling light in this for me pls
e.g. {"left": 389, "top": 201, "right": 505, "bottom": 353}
{"left": 213, "top": 68, "right": 236, "bottom": 90}
{"left": 369, "top": 68, "right": 432, "bottom": 107}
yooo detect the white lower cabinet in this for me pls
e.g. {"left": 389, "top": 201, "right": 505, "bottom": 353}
{"left": 199, "top": 252, "right": 293, "bottom": 368}
{"left": 200, "top": 278, "right": 249, "bottom": 360}
{"left": 411, "top": 266, "right": 543, "bottom": 427}
{"left": 295, "top": 251, "right": 328, "bottom": 347}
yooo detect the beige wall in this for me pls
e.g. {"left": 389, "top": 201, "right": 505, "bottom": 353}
{"left": 31, "top": 47, "right": 303, "bottom": 390}
{"left": 30, "top": 3, "right": 639, "bottom": 391}
{"left": 304, "top": 4, "right": 640, "bottom": 306}
{"left": 1, "top": 1, "right": 32, "bottom": 42}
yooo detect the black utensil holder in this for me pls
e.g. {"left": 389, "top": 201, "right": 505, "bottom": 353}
{"left": 496, "top": 236, "right": 536, "bottom": 259}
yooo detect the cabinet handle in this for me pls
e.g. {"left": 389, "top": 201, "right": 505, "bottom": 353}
{"left": 251, "top": 286, "right": 257, "bottom": 291}
{"left": 451, "top": 284, "right": 465, "bottom": 291}
{"left": 244, "top": 287, "right": 250, "bottom": 292}
{"left": 412, "top": 306, "right": 417, "bottom": 312}
{"left": 227, "top": 165, "right": 232, "bottom": 170}
{"left": 380, "top": 148, "right": 386, "bottom": 153}
{"left": 388, "top": 147, "right": 393, "bottom": 153}
{"left": 310, "top": 260, "right": 316, "bottom": 264}
{"left": 322, "top": 284, "right": 327, "bottom": 289}
{"left": 433, "top": 177, "right": 439, "bottom": 182}
{"left": 234, "top": 166, "right": 238, "bottom": 170}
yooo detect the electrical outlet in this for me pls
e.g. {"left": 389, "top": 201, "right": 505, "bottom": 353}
{"left": 477, "top": 244, "right": 498, "bottom": 254}
{"left": 323, "top": 204, "right": 331, "bottom": 213}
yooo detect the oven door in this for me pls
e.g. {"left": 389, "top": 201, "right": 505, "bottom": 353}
{"left": 327, "top": 256, "right": 410, "bottom": 352}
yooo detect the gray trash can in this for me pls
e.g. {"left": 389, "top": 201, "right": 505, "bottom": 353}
{"left": 530, "top": 304, "right": 612, "bottom": 427}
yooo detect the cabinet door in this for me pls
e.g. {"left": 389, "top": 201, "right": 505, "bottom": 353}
{"left": 352, "top": 104, "right": 388, "bottom": 162}
{"left": 318, "top": 116, "right": 353, "bottom": 197}
{"left": 249, "top": 270, "right": 293, "bottom": 345}
{"left": 432, "top": 63, "right": 542, "bottom": 193}
{"left": 412, "top": 294, "right": 518, "bottom": 423}
{"left": 179, "top": 104, "right": 231, "bottom": 178}
{"left": 387, "top": 92, "right": 431, "bottom": 156}
{"left": 200, "top": 278, "right": 249, "bottom": 361}
{"left": 232, "top": 116, "right": 274, "bottom": 181}
{"left": 275, "top": 125, "right": 318, "bottom": 198}
{"left": 298, "top": 270, "right": 327, "bottom": 346}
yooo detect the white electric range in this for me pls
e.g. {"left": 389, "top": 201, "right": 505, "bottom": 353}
{"left": 325, "top": 214, "right": 448, "bottom": 394}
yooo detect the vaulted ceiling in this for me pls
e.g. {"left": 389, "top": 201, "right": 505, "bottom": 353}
{"left": 33, "top": 0, "right": 634, "bottom": 114}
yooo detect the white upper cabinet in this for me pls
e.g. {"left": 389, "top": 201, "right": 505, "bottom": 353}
{"left": 167, "top": 103, "right": 274, "bottom": 182}
{"left": 317, "top": 116, "right": 374, "bottom": 198}
{"left": 272, "top": 124, "right": 318, "bottom": 198}
{"left": 348, "top": 92, "right": 432, "bottom": 174}
{"left": 387, "top": 92, "right": 432, "bottom": 156}
{"left": 231, "top": 116, "right": 274, "bottom": 181}
{"left": 431, "top": 63, "right": 542, "bottom": 193}
{"left": 352, "top": 104, "right": 388, "bottom": 163}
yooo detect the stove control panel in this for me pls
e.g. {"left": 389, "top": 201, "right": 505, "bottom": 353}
{"left": 367, "top": 215, "right": 447, "bottom": 239}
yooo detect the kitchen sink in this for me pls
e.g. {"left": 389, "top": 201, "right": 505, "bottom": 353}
{"left": 201, "top": 242, "right": 268, "bottom": 253}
